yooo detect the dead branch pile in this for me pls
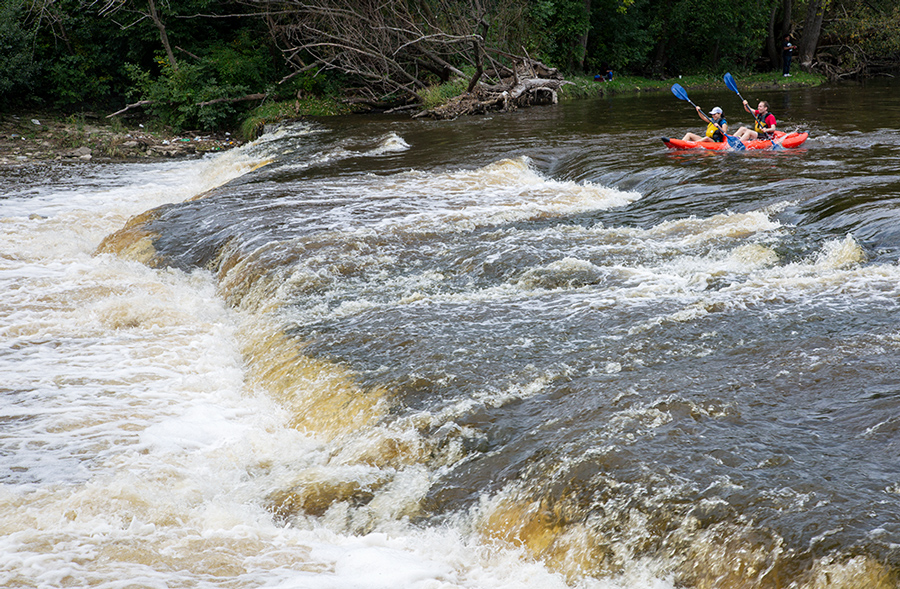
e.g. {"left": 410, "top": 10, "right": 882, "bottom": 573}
{"left": 415, "top": 56, "right": 569, "bottom": 119}
{"left": 243, "top": 0, "right": 567, "bottom": 118}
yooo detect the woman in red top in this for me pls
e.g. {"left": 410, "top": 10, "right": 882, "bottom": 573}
{"left": 734, "top": 100, "right": 776, "bottom": 141}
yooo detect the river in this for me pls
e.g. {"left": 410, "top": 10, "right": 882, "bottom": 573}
{"left": 3, "top": 79, "right": 900, "bottom": 588}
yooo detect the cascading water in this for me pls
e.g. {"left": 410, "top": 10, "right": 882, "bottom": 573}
{"left": 4, "top": 81, "right": 900, "bottom": 588}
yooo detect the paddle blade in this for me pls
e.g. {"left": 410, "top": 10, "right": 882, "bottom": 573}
{"left": 724, "top": 72, "right": 739, "bottom": 95}
{"left": 725, "top": 134, "right": 746, "bottom": 151}
{"left": 671, "top": 83, "right": 689, "bottom": 101}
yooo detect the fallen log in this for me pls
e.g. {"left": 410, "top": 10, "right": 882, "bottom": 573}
{"left": 507, "top": 77, "right": 569, "bottom": 100}
{"left": 414, "top": 74, "right": 570, "bottom": 119}
{"left": 413, "top": 89, "right": 510, "bottom": 119}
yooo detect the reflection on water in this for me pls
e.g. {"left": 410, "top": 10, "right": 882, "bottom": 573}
{"left": 3, "top": 80, "right": 900, "bottom": 588}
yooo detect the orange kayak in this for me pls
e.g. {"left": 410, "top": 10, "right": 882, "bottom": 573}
{"left": 662, "top": 131, "right": 809, "bottom": 150}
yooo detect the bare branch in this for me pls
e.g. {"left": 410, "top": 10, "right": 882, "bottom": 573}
{"left": 175, "top": 45, "right": 201, "bottom": 60}
{"left": 106, "top": 99, "right": 154, "bottom": 118}
{"left": 245, "top": 0, "right": 561, "bottom": 114}
{"left": 196, "top": 93, "right": 268, "bottom": 107}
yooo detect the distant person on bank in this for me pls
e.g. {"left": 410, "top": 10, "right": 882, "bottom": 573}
{"left": 681, "top": 106, "right": 727, "bottom": 143}
{"left": 782, "top": 36, "right": 793, "bottom": 76}
{"left": 594, "top": 65, "right": 613, "bottom": 82}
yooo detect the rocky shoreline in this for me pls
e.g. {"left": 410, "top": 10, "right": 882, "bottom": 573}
{"left": 0, "top": 113, "right": 242, "bottom": 166}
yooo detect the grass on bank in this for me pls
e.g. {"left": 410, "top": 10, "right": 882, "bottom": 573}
{"left": 560, "top": 70, "right": 826, "bottom": 99}
{"left": 418, "top": 78, "right": 471, "bottom": 110}
{"left": 240, "top": 96, "right": 359, "bottom": 139}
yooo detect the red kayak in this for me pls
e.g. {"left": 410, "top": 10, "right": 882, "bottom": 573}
{"left": 662, "top": 131, "right": 808, "bottom": 150}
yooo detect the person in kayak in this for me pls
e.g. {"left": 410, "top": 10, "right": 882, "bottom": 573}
{"left": 681, "top": 106, "right": 727, "bottom": 143}
{"left": 734, "top": 100, "right": 776, "bottom": 141}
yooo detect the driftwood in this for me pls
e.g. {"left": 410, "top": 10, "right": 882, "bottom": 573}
{"left": 106, "top": 100, "right": 154, "bottom": 118}
{"left": 250, "top": 0, "right": 566, "bottom": 118}
{"left": 414, "top": 56, "right": 569, "bottom": 119}
{"left": 103, "top": 2, "right": 569, "bottom": 122}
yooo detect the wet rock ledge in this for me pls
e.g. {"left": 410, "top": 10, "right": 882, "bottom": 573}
{"left": 0, "top": 113, "right": 242, "bottom": 166}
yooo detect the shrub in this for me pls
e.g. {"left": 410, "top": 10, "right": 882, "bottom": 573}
{"left": 0, "top": 0, "right": 41, "bottom": 104}
{"left": 418, "top": 78, "right": 471, "bottom": 109}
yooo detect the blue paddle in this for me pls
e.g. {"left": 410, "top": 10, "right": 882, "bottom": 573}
{"left": 671, "top": 83, "right": 745, "bottom": 151}
{"left": 723, "top": 73, "right": 781, "bottom": 150}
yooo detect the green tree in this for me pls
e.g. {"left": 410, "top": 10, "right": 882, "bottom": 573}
{"left": 122, "top": 26, "right": 286, "bottom": 130}
{"left": 0, "top": 0, "right": 42, "bottom": 101}
{"left": 0, "top": 0, "right": 163, "bottom": 109}
{"left": 584, "top": 0, "right": 656, "bottom": 74}
{"left": 814, "top": 0, "right": 900, "bottom": 76}
{"left": 530, "top": 0, "right": 592, "bottom": 70}
{"left": 585, "top": 0, "right": 779, "bottom": 76}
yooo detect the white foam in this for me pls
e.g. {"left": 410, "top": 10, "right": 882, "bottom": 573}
{"left": 366, "top": 132, "right": 411, "bottom": 155}
{"left": 0, "top": 144, "right": 677, "bottom": 589}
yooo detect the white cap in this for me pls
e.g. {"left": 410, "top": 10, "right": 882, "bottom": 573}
{"left": 709, "top": 106, "right": 723, "bottom": 115}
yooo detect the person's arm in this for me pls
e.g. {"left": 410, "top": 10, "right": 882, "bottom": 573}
{"left": 695, "top": 106, "right": 711, "bottom": 124}
{"left": 763, "top": 114, "right": 776, "bottom": 134}
{"left": 742, "top": 99, "right": 753, "bottom": 116}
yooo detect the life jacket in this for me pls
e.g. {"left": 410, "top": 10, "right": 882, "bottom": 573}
{"left": 706, "top": 118, "right": 726, "bottom": 141}
{"left": 754, "top": 112, "right": 776, "bottom": 136}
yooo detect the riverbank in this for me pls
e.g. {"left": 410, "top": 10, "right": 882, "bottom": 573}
{"left": 560, "top": 70, "right": 826, "bottom": 99}
{"left": 0, "top": 113, "right": 241, "bottom": 166}
{"left": 1, "top": 72, "right": 824, "bottom": 166}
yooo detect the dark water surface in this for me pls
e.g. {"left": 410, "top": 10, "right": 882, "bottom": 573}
{"left": 3, "top": 80, "right": 900, "bottom": 588}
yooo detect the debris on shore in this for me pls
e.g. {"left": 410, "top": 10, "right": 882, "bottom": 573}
{"left": 0, "top": 114, "right": 241, "bottom": 166}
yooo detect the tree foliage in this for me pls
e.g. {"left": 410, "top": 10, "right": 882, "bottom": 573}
{"left": 0, "top": 0, "right": 42, "bottom": 98}
{"left": 0, "top": 0, "right": 897, "bottom": 129}
{"left": 818, "top": 2, "right": 900, "bottom": 77}
{"left": 530, "top": 0, "right": 592, "bottom": 70}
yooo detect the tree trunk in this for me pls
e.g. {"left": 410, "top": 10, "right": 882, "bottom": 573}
{"left": 798, "top": 0, "right": 825, "bottom": 71}
{"left": 650, "top": 0, "right": 673, "bottom": 76}
{"left": 147, "top": 0, "right": 178, "bottom": 71}
{"left": 767, "top": 0, "right": 793, "bottom": 69}
{"left": 467, "top": 18, "right": 489, "bottom": 93}
{"left": 780, "top": 0, "right": 792, "bottom": 38}
{"left": 577, "top": 0, "right": 591, "bottom": 71}
{"left": 767, "top": 5, "right": 778, "bottom": 68}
